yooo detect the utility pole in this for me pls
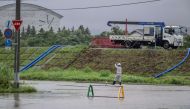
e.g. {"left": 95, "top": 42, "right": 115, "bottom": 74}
{"left": 14, "top": 0, "right": 21, "bottom": 88}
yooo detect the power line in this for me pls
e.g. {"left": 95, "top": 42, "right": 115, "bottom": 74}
{"left": 1, "top": 0, "right": 161, "bottom": 11}
{"left": 52, "top": 0, "right": 161, "bottom": 11}
{"left": 0, "top": 0, "right": 15, "bottom": 1}
{"left": 0, "top": 0, "right": 37, "bottom": 1}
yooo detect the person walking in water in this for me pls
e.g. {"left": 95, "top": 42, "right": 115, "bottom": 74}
{"left": 113, "top": 63, "right": 122, "bottom": 85}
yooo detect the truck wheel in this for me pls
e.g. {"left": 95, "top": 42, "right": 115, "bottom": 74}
{"left": 125, "top": 41, "right": 132, "bottom": 48}
{"left": 134, "top": 42, "right": 141, "bottom": 48}
{"left": 171, "top": 46, "right": 178, "bottom": 49}
{"left": 163, "top": 41, "right": 170, "bottom": 49}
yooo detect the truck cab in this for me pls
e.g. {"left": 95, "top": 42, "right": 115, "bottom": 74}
{"left": 161, "top": 26, "right": 184, "bottom": 49}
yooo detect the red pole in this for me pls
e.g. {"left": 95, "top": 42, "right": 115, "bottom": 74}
{"left": 125, "top": 18, "right": 128, "bottom": 36}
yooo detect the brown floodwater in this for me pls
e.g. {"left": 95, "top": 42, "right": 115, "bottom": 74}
{"left": 0, "top": 81, "right": 190, "bottom": 109}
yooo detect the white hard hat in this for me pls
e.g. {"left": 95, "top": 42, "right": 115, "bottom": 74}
{"left": 117, "top": 63, "right": 121, "bottom": 66}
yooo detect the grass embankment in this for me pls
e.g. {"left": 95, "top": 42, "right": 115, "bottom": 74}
{"left": 71, "top": 48, "right": 190, "bottom": 76}
{"left": 20, "top": 68, "right": 190, "bottom": 85}
{"left": 1, "top": 45, "right": 189, "bottom": 76}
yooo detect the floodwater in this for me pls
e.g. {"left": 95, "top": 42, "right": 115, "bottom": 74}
{"left": 0, "top": 81, "right": 190, "bottom": 109}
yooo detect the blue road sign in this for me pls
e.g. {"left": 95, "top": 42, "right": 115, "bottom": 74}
{"left": 4, "top": 28, "right": 13, "bottom": 39}
{"left": 5, "top": 39, "right": 12, "bottom": 47}
{"left": 5, "top": 20, "right": 11, "bottom": 28}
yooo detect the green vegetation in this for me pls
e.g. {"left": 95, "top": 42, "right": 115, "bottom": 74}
{"left": 0, "top": 63, "right": 12, "bottom": 88}
{"left": 0, "top": 63, "right": 36, "bottom": 93}
{"left": 0, "top": 86, "right": 37, "bottom": 93}
{"left": 100, "top": 26, "right": 125, "bottom": 36}
{"left": 20, "top": 68, "right": 190, "bottom": 85}
{"left": 0, "top": 25, "right": 91, "bottom": 47}
{"left": 0, "top": 30, "right": 3, "bottom": 46}
{"left": 184, "top": 35, "right": 190, "bottom": 48}
{"left": 21, "top": 25, "right": 91, "bottom": 46}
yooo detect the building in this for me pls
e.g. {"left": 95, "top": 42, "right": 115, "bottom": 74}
{"left": 0, "top": 3, "right": 63, "bottom": 32}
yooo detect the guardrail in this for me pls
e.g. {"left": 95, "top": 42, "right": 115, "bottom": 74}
{"left": 20, "top": 45, "right": 62, "bottom": 72}
{"left": 154, "top": 48, "right": 190, "bottom": 78}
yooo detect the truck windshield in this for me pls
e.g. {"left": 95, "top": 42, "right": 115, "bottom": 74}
{"left": 165, "top": 27, "right": 187, "bottom": 35}
{"left": 165, "top": 27, "right": 180, "bottom": 35}
{"left": 164, "top": 28, "right": 174, "bottom": 35}
{"left": 173, "top": 28, "right": 181, "bottom": 35}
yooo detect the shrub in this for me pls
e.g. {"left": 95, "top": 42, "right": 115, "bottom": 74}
{"left": 83, "top": 66, "right": 93, "bottom": 73}
{"left": 169, "top": 78, "right": 184, "bottom": 85}
{"left": 0, "top": 63, "right": 13, "bottom": 88}
{"left": 49, "top": 67, "right": 62, "bottom": 71}
{"left": 99, "top": 70, "right": 111, "bottom": 77}
{"left": 184, "top": 35, "right": 190, "bottom": 48}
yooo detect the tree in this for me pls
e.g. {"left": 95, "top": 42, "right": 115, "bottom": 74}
{"left": 39, "top": 28, "right": 45, "bottom": 34}
{"left": 49, "top": 27, "right": 54, "bottom": 33}
{"left": 71, "top": 26, "right": 75, "bottom": 32}
{"left": 26, "top": 25, "right": 31, "bottom": 35}
{"left": 0, "top": 30, "right": 2, "bottom": 37}
{"left": 31, "top": 26, "right": 36, "bottom": 36}
{"left": 99, "top": 26, "right": 124, "bottom": 36}
{"left": 61, "top": 26, "right": 66, "bottom": 32}
{"left": 57, "top": 27, "right": 61, "bottom": 33}
{"left": 100, "top": 31, "right": 111, "bottom": 36}
{"left": 111, "top": 26, "right": 125, "bottom": 35}
{"left": 21, "top": 27, "right": 25, "bottom": 37}
{"left": 85, "top": 27, "right": 91, "bottom": 35}
{"left": 184, "top": 35, "right": 190, "bottom": 48}
{"left": 19, "top": 25, "right": 92, "bottom": 47}
{"left": 0, "top": 30, "right": 4, "bottom": 46}
{"left": 78, "top": 25, "right": 85, "bottom": 34}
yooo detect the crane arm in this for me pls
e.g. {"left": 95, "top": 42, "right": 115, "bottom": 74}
{"left": 107, "top": 21, "right": 165, "bottom": 27}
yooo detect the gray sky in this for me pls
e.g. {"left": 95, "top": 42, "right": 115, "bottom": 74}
{"left": 0, "top": 0, "right": 190, "bottom": 34}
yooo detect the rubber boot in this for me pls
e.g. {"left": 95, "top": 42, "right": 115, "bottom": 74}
{"left": 119, "top": 82, "right": 122, "bottom": 85}
{"left": 112, "top": 81, "right": 116, "bottom": 85}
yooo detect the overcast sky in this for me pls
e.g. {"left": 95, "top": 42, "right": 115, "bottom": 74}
{"left": 0, "top": 0, "right": 190, "bottom": 34}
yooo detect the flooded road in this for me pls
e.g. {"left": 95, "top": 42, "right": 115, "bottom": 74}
{"left": 0, "top": 81, "right": 190, "bottom": 109}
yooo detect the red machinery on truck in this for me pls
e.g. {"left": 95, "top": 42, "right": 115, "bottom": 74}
{"left": 90, "top": 37, "right": 124, "bottom": 48}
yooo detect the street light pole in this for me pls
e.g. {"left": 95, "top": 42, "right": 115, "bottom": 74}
{"left": 14, "top": 0, "right": 21, "bottom": 88}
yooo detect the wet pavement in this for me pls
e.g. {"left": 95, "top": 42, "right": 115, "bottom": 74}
{"left": 0, "top": 81, "right": 190, "bottom": 109}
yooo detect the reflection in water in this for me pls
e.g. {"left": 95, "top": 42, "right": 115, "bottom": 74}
{"left": 87, "top": 96, "right": 94, "bottom": 100}
{"left": 14, "top": 93, "right": 20, "bottom": 108}
{"left": 118, "top": 97, "right": 125, "bottom": 103}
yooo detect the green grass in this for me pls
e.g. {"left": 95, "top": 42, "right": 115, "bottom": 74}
{"left": 20, "top": 68, "right": 190, "bottom": 85}
{"left": 0, "top": 86, "right": 37, "bottom": 93}
{"left": 0, "top": 63, "right": 37, "bottom": 93}
{"left": 58, "top": 45, "right": 87, "bottom": 53}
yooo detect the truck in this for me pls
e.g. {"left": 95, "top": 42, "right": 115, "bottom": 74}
{"left": 107, "top": 20, "right": 187, "bottom": 49}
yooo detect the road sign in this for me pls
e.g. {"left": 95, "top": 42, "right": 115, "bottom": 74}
{"left": 4, "top": 28, "right": 13, "bottom": 39}
{"left": 5, "top": 39, "right": 12, "bottom": 47}
{"left": 12, "top": 20, "right": 22, "bottom": 32}
{"left": 5, "top": 20, "right": 11, "bottom": 28}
